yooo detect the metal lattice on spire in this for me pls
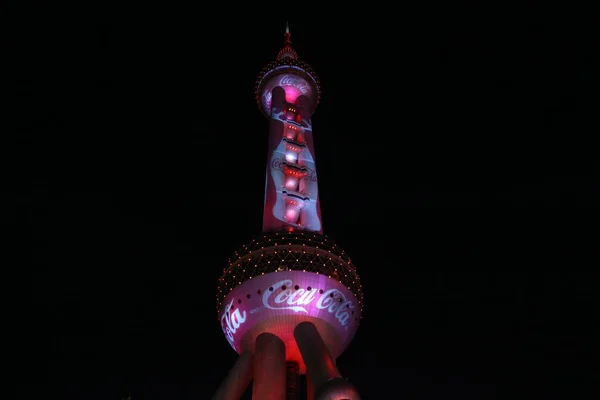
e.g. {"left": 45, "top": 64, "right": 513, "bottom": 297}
{"left": 277, "top": 21, "right": 298, "bottom": 60}
{"left": 254, "top": 23, "right": 322, "bottom": 115}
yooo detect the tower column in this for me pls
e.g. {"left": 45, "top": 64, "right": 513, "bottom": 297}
{"left": 286, "top": 361, "right": 300, "bottom": 400}
{"left": 293, "top": 322, "right": 340, "bottom": 388}
{"left": 294, "top": 322, "right": 361, "bottom": 400}
{"left": 211, "top": 351, "right": 253, "bottom": 400}
{"left": 252, "top": 332, "right": 287, "bottom": 400}
{"left": 306, "top": 374, "right": 315, "bottom": 400}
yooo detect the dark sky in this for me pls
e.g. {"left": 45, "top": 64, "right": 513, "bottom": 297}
{"left": 21, "top": 7, "right": 598, "bottom": 400}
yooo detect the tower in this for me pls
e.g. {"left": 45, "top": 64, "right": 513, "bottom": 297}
{"left": 213, "top": 24, "right": 363, "bottom": 400}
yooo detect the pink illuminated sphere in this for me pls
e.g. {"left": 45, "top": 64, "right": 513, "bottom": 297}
{"left": 254, "top": 59, "right": 321, "bottom": 117}
{"left": 259, "top": 73, "right": 318, "bottom": 116}
{"left": 216, "top": 230, "right": 362, "bottom": 373}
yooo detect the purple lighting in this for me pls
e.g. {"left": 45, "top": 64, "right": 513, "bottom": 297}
{"left": 219, "top": 271, "right": 361, "bottom": 353}
{"left": 214, "top": 24, "right": 362, "bottom": 399}
{"left": 261, "top": 74, "right": 313, "bottom": 114}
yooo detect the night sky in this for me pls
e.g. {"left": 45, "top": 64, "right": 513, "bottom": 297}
{"left": 22, "top": 8, "right": 598, "bottom": 400}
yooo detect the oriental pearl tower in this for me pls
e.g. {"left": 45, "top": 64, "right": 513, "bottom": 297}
{"left": 212, "top": 23, "right": 363, "bottom": 400}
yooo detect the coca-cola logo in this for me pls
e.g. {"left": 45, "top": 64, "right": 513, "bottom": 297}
{"left": 271, "top": 157, "right": 284, "bottom": 171}
{"left": 220, "top": 299, "right": 247, "bottom": 346}
{"left": 278, "top": 75, "right": 310, "bottom": 94}
{"left": 262, "top": 90, "right": 272, "bottom": 107}
{"left": 262, "top": 279, "right": 354, "bottom": 328}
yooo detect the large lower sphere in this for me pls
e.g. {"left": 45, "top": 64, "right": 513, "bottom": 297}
{"left": 216, "top": 230, "right": 363, "bottom": 373}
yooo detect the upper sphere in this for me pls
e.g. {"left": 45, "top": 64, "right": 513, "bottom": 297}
{"left": 254, "top": 27, "right": 321, "bottom": 117}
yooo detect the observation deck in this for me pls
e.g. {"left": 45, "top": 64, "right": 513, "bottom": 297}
{"left": 216, "top": 229, "right": 363, "bottom": 315}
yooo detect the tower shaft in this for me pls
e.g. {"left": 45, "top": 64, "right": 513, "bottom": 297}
{"left": 262, "top": 87, "right": 323, "bottom": 233}
{"left": 252, "top": 333, "right": 287, "bottom": 400}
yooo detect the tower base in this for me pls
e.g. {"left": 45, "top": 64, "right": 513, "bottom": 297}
{"left": 214, "top": 322, "right": 360, "bottom": 400}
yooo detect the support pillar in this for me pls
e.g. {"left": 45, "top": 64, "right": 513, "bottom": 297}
{"left": 293, "top": 322, "right": 340, "bottom": 389}
{"left": 306, "top": 374, "right": 314, "bottom": 400}
{"left": 252, "top": 332, "right": 286, "bottom": 400}
{"left": 294, "top": 322, "right": 361, "bottom": 400}
{"left": 211, "top": 351, "right": 253, "bottom": 400}
{"left": 286, "top": 361, "right": 300, "bottom": 400}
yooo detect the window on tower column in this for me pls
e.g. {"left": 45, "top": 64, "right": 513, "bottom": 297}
{"left": 285, "top": 106, "right": 299, "bottom": 122}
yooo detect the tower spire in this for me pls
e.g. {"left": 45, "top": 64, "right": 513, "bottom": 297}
{"left": 277, "top": 21, "right": 298, "bottom": 60}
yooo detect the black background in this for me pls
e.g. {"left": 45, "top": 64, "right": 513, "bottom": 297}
{"left": 20, "top": 6, "right": 598, "bottom": 399}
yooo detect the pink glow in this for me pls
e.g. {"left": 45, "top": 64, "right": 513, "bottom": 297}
{"left": 219, "top": 271, "right": 361, "bottom": 354}
{"left": 260, "top": 74, "right": 314, "bottom": 114}
{"left": 285, "top": 152, "right": 298, "bottom": 163}
{"left": 285, "top": 177, "right": 299, "bottom": 190}
{"left": 283, "top": 86, "right": 301, "bottom": 103}
{"left": 286, "top": 128, "right": 297, "bottom": 140}
{"left": 285, "top": 207, "right": 298, "bottom": 221}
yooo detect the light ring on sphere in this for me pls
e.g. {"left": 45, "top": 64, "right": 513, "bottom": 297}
{"left": 216, "top": 229, "right": 363, "bottom": 374}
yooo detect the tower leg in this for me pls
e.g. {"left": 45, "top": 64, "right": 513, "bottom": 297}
{"left": 294, "top": 322, "right": 361, "bottom": 400}
{"left": 293, "top": 322, "right": 340, "bottom": 389}
{"left": 286, "top": 361, "right": 300, "bottom": 400}
{"left": 211, "top": 351, "right": 253, "bottom": 400}
{"left": 306, "top": 374, "right": 314, "bottom": 400}
{"left": 252, "top": 332, "right": 286, "bottom": 400}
